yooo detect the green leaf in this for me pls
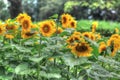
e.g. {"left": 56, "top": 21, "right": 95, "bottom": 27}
{"left": 29, "top": 56, "right": 46, "bottom": 63}
{"left": 15, "top": 63, "right": 29, "bottom": 75}
{"left": 62, "top": 53, "right": 89, "bottom": 67}
{"left": 40, "top": 71, "right": 61, "bottom": 79}
{"left": 13, "top": 44, "right": 31, "bottom": 53}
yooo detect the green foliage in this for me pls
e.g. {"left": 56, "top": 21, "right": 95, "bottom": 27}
{"left": 0, "top": 0, "right": 10, "bottom": 20}
{"left": 77, "top": 20, "right": 120, "bottom": 34}
{"left": 64, "top": 1, "right": 80, "bottom": 12}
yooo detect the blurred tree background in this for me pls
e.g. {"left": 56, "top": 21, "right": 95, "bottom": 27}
{"left": 1, "top": 0, "right": 120, "bottom": 21}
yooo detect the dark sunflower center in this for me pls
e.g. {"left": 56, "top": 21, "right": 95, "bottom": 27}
{"left": 43, "top": 25, "right": 50, "bottom": 33}
{"left": 25, "top": 32, "right": 35, "bottom": 36}
{"left": 69, "top": 38, "right": 74, "bottom": 43}
{"left": 74, "top": 37, "right": 79, "bottom": 41}
{"left": 0, "top": 28, "right": 2, "bottom": 32}
{"left": 71, "top": 22, "right": 75, "bottom": 27}
{"left": 75, "top": 44, "right": 88, "bottom": 52}
{"left": 101, "top": 46, "right": 106, "bottom": 52}
{"left": 63, "top": 17, "right": 67, "bottom": 23}
{"left": 84, "top": 34, "right": 89, "bottom": 38}
{"left": 23, "top": 21, "right": 29, "bottom": 29}
{"left": 6, "top": 26, "right": 14, "bottom": 30}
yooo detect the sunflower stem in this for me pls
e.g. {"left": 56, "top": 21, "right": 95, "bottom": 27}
{"left": 67, "top": 66, "right": 70, "bottom": 80}
{"left": 75, "top": 65, "right": 78, "bottom": 78}
{"left": 54, "top": 58, "right": 56, "bottom": 66}
{"left": 37, "top": 33, "right": 42, "bottom": 80}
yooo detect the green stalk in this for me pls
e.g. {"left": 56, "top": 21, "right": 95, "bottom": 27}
{"left": 75, "top": 65, "right": 78, "bottom": 78}
{"left": 67, "top": 66, "right": 70, "bottom": 80}
{"left": 37, "top": 33, "right": 42, "bottom": 80}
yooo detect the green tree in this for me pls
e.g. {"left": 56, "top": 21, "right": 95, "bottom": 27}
{"left": 0, "top": 0, "right": 9, "bottom": 20}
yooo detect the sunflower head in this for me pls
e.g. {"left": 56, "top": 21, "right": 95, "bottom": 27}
{"left": 114, "top": 28, "right": 119, "bottom": 34}
{"left": 39, "top": 20, "right": 56, "bottom": 37}
{"left": 21, "top": 31, "right": 38, "bottom": 39}
{"left": 0, "top": 24, "right": 6, "bottom": 35}
{"left": 111, "top": 34, "right": 120, "bottom": 39}
{"left": 67, "top": 34, "right": 82, "bottom": 44}
{"left": 5, "top": 34, "right": 14, "bottom": 39}
{"left": 61, "top": 13, "right": 74, "bottom": 28}
{"left": 21, "top": 17, "right": 31, "bottom": 32}
{"left": 73, "top": 31, "right": 81, "bottom": 36}
{"left": 92, "top": 21, "right": 98, "bottom": 28}
{"left": 71, "top": 42, "right": 92, "bottom": 57}
{"left": 56, "top": 27, "right": 63, "bottom": 34}
{"left": 69, "top": 20, "right": 77, "bottom": 29}
{"left": 95, "top": 33, "right": 101, "bottom": 41}
{"left": 99, "top": 42, "right": 107, "bottom": 53}
{"left": 82, "top": 32, "right": 91, "bottom": 39}
{"left": 16, "top": 13, "right": 31, "bottom": 23}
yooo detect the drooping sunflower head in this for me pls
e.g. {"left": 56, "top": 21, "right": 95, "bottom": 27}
{"left": 95, "top": 33, "right": 101, "bottom": 41}
{"left": 39, "top": 20, "right": 56, "bottom": 37}
{"left": 99, "top": 42, "right": 107, "bottom": 53}
{"left": 5, "top": 34, "right": 14, "bottom": 39}
{"left": 71, "top": 42, "right": 92, "bottom": 57}
{"left": 55, "top": 27, "right": 63, "bottom": 34}
{"left": 107, "top": 37, "right": 120, "bottom": 56}
{"left": 49, "top": 20, "right": 56, "bottom": 27}
{"left": 21, "top": 17, "right": 32, "bottom": 32}
{"left": 21, "top": 31, "right": 38, "bottom": 39}
{"left": 5, "top": 21, "right": 19, "bottom": 31}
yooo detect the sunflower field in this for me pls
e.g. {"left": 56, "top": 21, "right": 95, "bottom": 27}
{"left": 0, "top": 13, "right": 120, "bottom": 80}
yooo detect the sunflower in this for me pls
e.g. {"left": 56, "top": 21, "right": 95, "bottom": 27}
{"left": 73, "top": 31, "right": 81, "bottom": 36}
{"left": 110, "top": 48, "right": 117, "bottom": 56}
{"left": 91, "top": 21, "right": 98, "bottom": 33}
{"left": 82, "top": 32, "right": 90, "bottom": 38}
{"left": 107, "top": 37, "right": 120, "bottom": 56}
{"left": 0, "top": 25, "right": 6, "bottom": 35}
{"left": 5, "top": 23, "right": 18, "bottom": 31}
{"left": 92, "top": 21, "right": 98, "bottom": 28}
{"left": 90, "top": 33, "right": 95, "bottom": 41}
{"left": 107, "top": 37, "right": 120, "bottom": 49}
{"left": 49, "top": 20, "right": 56, "bottom": 27}
{"left": 16, "top": 13, "right": 31, "bottom": 23}
{"left": 21, "top": 31, "right": 38, "bottom": 39}
{"left": 5, "top": 34, "right": 14, "bottom": 39}
{"left": 69, "top": 20, "right": 77, "bottom": 29}
{"left": 95, "top": 33, "right": 101, "bottom": 41}
{"left": 39, "top": 21, "right": 56, "bottom": 37}
{"left": 71, "top": 42, "right": 92, "bottom": 57}
{"left": 99, "top": 42, "right": 107, "bottom": 53}
{"left": 111, "top": 34, "right": 120, "bottom": 39}
{"left": 21, "top": 18, "right": 31, "bottom": 32}
{"left": 31, "top": 24, "right": 38, "bottom": 28}
{"left": 114, "top": 28, "right": 119, "bottom": 34}
{"left": 66, "top": 35, "right": 82, "bottom": 44}
{"left": 61, "top": 14, "right": 73, "bottom": 28}
{"left": 56, "top": 27, "right": 63, "bottom": 34}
